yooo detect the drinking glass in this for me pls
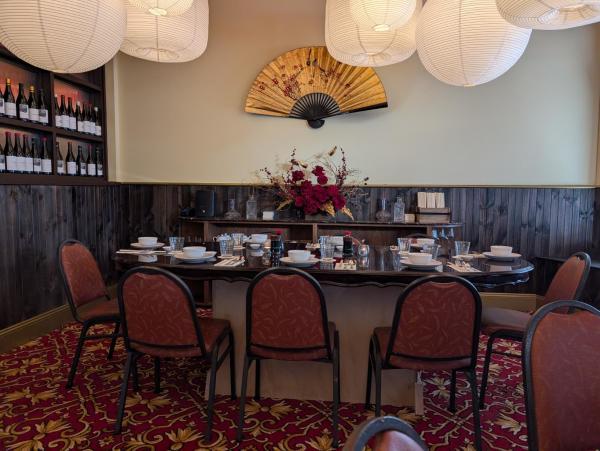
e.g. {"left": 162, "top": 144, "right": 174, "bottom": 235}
{"left": 232, "top": 233, "right": 245, "bottom": 247}
{"left": 169, "top": 236, "right": 185, "bottom": 252}
{"left": 321, "top": 243, "right": 335, "bottom": 260}
{"left": 358, "top": 243, "right": 370, "bottom": 257}
{"left": 397, "top": 237, "right": 411, "bottom": 253}
{"left": 422, "top": 243, "right": 440, "bottom": 259}
{"left": 219, "top": 238, "right": 234, "bottom": 257}
{"left": 454, "top": 241, "right": 471, "bottom": 257}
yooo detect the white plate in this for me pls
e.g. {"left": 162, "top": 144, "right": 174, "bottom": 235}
{"left": 483, "top": 252, "right": 521, "bottom": 261}
{"left": 452, "top": 254, "right": 474, "bottom": 261}
{"left": 280, "top": 257, "right": 320, "bottom": 268}
{"left": 131, "top": 242, "right": 165, "bottom": 249}
{"left": 173, "top": 251, "right": 217, "bottom": 263}
{"left": 402, "top": 260, "right": 443, "bottom": 270}
{"left": 320, "top": 257, "right": 336, "bottom": 263}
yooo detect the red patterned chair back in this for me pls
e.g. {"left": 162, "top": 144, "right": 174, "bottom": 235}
{"left": 246, "top": 267, "right": 331, "bottom": 358}
{"left": 386, "top": 275, "right": 481, "bottom": 364}
{"left": 58, "top": 240, "right": 109, "bottom": 313}
{"left": 343, "top": 416, "right": 428, "bottom": 451}
{"left": 523, "top": 300, "right": 600, "bottom": 451}
{"left": 542, "top": 253, "right": 590, "bottom": 306}
{"left": 118, "top": 267, "right": 206, "bottom": 355}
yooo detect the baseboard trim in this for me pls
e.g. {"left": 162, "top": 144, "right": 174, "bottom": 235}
{"left": 0, "top": 305, "right": 72, "bottom": 353}
{"left": 480, "top": 293, "right": 537, "bottom": 311}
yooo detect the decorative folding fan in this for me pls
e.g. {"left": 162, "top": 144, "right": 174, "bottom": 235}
{"left": 245, "top": 46, "right": 388, "bottom": 128}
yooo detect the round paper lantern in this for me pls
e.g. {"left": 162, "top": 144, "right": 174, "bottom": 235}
{"left": 416, "top": 0, "right": 532, "bottom": 87}
{"left": 326, "top": 0, "right": 421, "bottom": 67}
{"left": 128, "top": 0, "right": 194, "bottom": 17}
{"left": 496, "top": 0, "right": 600, "bottom": 30}
{"left": 349, "top": 0, "right": 417, "bottom": 31}
{"left": 0, "top": 0, "right": 125, "bottom": 73}
{"left": 121, "top": 0, "right": 209, "bottom": 63}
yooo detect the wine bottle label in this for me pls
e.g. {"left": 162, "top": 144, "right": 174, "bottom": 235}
{"left": 80, "top": 163, "right": 87, "bottom": 176}
{"left": 95, "top": 125, "right": 101, "bottom": 136}
{"left": 25, "top": 157, "right": 34, "bottom": 172}
{"left": 42, "top": 159, "right": 52, "bottom": 174}
{"left": 87, "top": 163, "right": 96, "bottom": 176}
{"left": 6, "top": 102, "right": 16, "bottom": 117}
{"left": 0, "top": 155, "right": 5, "bottom": 171}
{"left": 67, "top": 161, "right": 77, "bottom": 175}
{"left": 30, "top": 108, "right": 39, "bottom": 123}
{"left": 33, "top": 158, "right": 42, "bottom": 173}
{"left": 55, "top": 115, "right": 62, "bottom": 127}
{"left": 39, "top": 109, "right": 48, "bottom": 124}
{"left": 0, "top": 98, "right": 4, "bottom": 115}
{"left": 61, "top": 114, "right": 69, "bottom": 128}
{"left": 19, "top": 104, "right": 29, "bottom": 120}
{"left": 56, "top": 160, "right": 65, "bottom": 175}
{"left": 7, "top": 156, "right": 17, "bottom": 171}
{"left": 69, "top": 117, "right": 76, "bottom": 130}
{"left": 97, "top": 165, "right": 103, "bottom": 176}
{"left": 77, "top": 121, "right": 84, "bottom": 133}
{"left": 16, "top": 156, "right": 25, "bottom": 172}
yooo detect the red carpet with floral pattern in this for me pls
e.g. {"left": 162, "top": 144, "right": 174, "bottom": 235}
{"left": 0, "top": 319, "right": 527, "bottom": 450}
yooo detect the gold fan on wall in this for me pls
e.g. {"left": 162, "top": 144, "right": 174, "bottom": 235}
{"left": 245, "top": 46, "right": 388, "bottom": 128}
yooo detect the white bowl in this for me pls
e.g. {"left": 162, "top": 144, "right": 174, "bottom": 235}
{"left": 138, "top": 236, "right": 158, "bottom": 246}
{"left": 250, "top": 234, "right": 268, "bottom": 243}
{"left": 183, "top": 246, "right": 206, "bottom": 258}
{"left": 288, "top": 250, "right": 311, "bottom": 262}
{"left": 408, "top": 252, "right": 432, "bottom": 265}
{"left": 416, "top": 238, "right": 435, "bottom": 246}
{"left": 490, "top": 245, "right": 512, "bottom": 256}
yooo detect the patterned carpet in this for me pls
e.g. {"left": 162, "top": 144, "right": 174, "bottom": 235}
{"left": 0, "top": 321, "right": 527, "bottom": 450}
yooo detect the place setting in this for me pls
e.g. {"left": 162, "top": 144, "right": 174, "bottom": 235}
{"left": 482, "top": 245, "right": 521, "bottom": 261}
{"left": 171, "top": 246, "right": 217, "bottom": 264}
{"left": 280, "top": 250, "right": 320, "bottom": 268}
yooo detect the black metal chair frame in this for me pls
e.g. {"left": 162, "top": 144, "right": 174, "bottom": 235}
{"left": 479, "top": 252, "right": 591, "bottom": 408}
{"left": 343, "top": 415, "right": 428, "bottom": 451}
{"left": 58, "top": 239, "right": 121, "bottom": 389}
{"left": 365, "top": 275, "right": 483, "bottom": 451}
{"left": 114, "top": 266, "right": 236, "bottom": 441}
{"left": 236, "top": 267, "right": 340, "bottom": 447}
{"left": 522, "top": 300, "right": 600, "bottom": 451}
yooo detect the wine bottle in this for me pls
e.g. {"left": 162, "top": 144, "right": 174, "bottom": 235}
{"left": 94, "top": 107, "right": 102, "bottom": 136}
{"left": 0, "top": 84, "right": 4, "bottom": 117}
{"left": 77, "top": 145, "right": 86, "bottom": 176}
{"left": 86, "top": 144, "right": 96, "bottom": 176}
{"left": 54, "top": 95, "right": 62, "bottom": 128}
{"left": 75, "top": 102, "right": 83, "bottom": 133}
{"left": 41, "top": 137, "right": 52, "bottom": 174}
{"left": 86, "top": 104, "right": 93, "bottom": 134}
{"left": 16, "top": 83, "right": 29, "bottom": 121}
{"left": 96, "top": 147, "right": 103, "bottom": 177}
{"left": 0, "top": 139, "right": 5, "bottom": 173}
{"left": 4, "top": 79, "right": 16, "bottom": 118}
{"left": 55, "top": 142, "right": 65, "bottom": 175}
{"left": 66, "top": 142, "right": 76, "bottom": 176}
{"left": 32, "top": 137, "right": 41, "bottom": 174}
{"left": 67, "top": 98, "right": 76, "bottom": 131}
{"left": 38, "top": 89, "right": 48, "bottom": 125}
{"left": 14, "top": 133, "right": 24, "bottom": 173}
{"left": 5, "top": 132, "right": 16, "bottom": 173}
{"left": 81, "top": 104, "right": 88, "bottom": 134}
{"left": 28, "top": 85, "right": 39, "bottom": 123}
{"left": 60, "top": 95, "right": 68, "bottom": 129}
{"left": 23, "top": 135, "right": 34, "bottom": 173}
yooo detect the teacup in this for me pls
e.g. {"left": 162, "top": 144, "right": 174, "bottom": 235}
{"left": 138, "top": 236, "right": 158, "bottom": 246}
{"left": 490, "top": 245, "right": 512, "bottom": 256}
{"left": 250, "top": 234, "right": 268, "bottom": 243}
{"left": 416, "top": 238, "right": 435, "bottom": 247}
{"left": 408, "top": 252, "right": 433, "bottom": 265}
{"left": 288, "top": 250, "right": 311, "bottom": 262}
{"left": 183, "top": 246, "right": 206, "bottom": 258}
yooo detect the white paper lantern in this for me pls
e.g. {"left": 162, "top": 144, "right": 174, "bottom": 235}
{"left": 128, "top": 0, "right": 194, "bottom": 17}
{"left": 0, "top": 0, "right": 125, "bottom": 73}
{"left": 349, "top": 0, "right": 417, "bottom": 31}
{"left": 121, "top": 0, "right": 209, "bottom": 63}
{"left": 326, "top": 0, "right": 421, "bottom": 67}
{"left": 416, "top": 0, "right": 532, "bottom": 87}
{"left": 496, "top": 0, "right": 600, "bottom": 30}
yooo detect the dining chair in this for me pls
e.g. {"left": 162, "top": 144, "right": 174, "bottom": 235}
{"left": 237, "top": 267, "right": 340, "bottom": 447}
{"left": 523, "top": 300, "right": 600, "bottom": 451}
{"left": 365, "top": 275, "right": 482, "bottom": 451}
{"left": 343, "top": 416, "right": 428, "bottom": 451}
{"left": 58, "top": 239, "right": 120, "bottom": 388}
{"left": 114, "top": 266, "right": 236, "bottom": 440}
{"left": 479, "top": 252, "right": 590, "bottom": 408}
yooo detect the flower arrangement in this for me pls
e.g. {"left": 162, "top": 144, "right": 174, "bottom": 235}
{"left": 260, "top": 147, "right": 368, "bottom": 219}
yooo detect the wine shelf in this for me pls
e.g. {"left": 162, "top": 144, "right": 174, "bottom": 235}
{"left": 54, "top": 73, "right": 102, "bottom": 92}
{"left": 0, "top": 116, "right": 53, "bottom": 133}
{"left": 55, "top": 129, "right": 103, "bottom": 142}
{"left": 0, "top": 173, "right": 109, "bottom": 186}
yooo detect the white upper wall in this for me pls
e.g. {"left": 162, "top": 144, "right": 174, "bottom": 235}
{"left": 111, "top": 0, "right": 600, "bottom": 185}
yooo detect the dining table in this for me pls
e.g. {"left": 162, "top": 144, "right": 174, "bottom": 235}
{"left": 114, "top": 245, "right": 534, "bottom": 406}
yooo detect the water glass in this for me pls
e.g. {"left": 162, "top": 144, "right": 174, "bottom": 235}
{"left": 169, "top": 236, "right": 185, "bottom": 252}
{"left": 232, "top": 233, "right": 246, "bottom": 246}
{"left": 397, "top": 237, "right": 411, "bottom": 253}
{"left": 358, "top": 243, "right": 370, "bottom": 257}
{"left": 321, "top": 243, "right": 335, "bottom": 260}
{"left": 422, "top": 243, "right": 440, "bottom": 259}
{"left": 454, "top": 241, "right": 471, "bottom": 257}
{"left": 219, "top": 238, "right": 234, "bottom": 257}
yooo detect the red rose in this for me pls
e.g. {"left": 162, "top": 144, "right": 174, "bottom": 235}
{"left": 295, "top": 196, "right": 304, "bottom": 207}
{"left": 317, "top": 175, "right": 328, "bottom": 185}
{"left": 292, "top": 170, "right": 304, "bottom": 182}
{"left": 327, "top": 185, "right": 340, "bottom": 197}
{"left": 312, "top": 165, "right": 325, "bottom": 177}
{"left": 313, "top": 185, "right": 329, "bottom": 204}
{"left": 332, "top": 194, "right": 346, "bottom": 210}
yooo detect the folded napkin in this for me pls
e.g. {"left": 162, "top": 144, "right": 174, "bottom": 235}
{"left": 117, "top": 249, "right": 166, "bottom": 255}
{"left": 447, "top": 262, "right": 481, "bottom": 273}
{"left": 214, "top": 258, "right": 245, "bottom": 267}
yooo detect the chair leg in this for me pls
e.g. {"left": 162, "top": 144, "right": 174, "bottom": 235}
{"left": 107, "top": 321, "right": 120, "bottom": 360}
{"left": 449, "top": 369, "right": 457, "bottom": 413}
{"left": 467, "top": 370, "right": 483, "bottom": 451}
{"left": 205, "top": 349, "right": 219, "bottom": 442}
{"left": 228, "top": 330, "right": 237, "bottom": 400}
{"left": 479, "top": 334, "right": 497, "bottom": 409}
{"left": 154, "top": 357, "right": 160, "bottom": 394}
{"left": 132, "top": 354, "right": 140, "bottom": 392}
{"left": 374, "top": 356, "right": 383, "bottom": 417}
{"left": 332, "top": 332, "right": 340, "bottom": 448}
{"left": 254, "top": 359, "right": 261, "bottom": 401}
{"left": 66, "top": 323, "right": 90, "bottom": 388}
{"left": 114, "top": 352, "right": 134, "bottom": 434}
{"left": 365, "top": 341, "right": 373, "bottom": 410}
{"left": 236, "top": 355, "right": 251, "bottom": 443}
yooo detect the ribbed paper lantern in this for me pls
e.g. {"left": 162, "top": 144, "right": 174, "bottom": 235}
{"left": 496, "top": 0, "right": 600, "bottom": 30}
{"left": 349, "top": 0, "right": 417, "bottom": 31}
{"left": 416, "top": 0, "right": 532, "bottom": 87}
{"left": 326, "top": 0, "right": 421, "bottom": 67}
{"left": 0, "top": 0, "right": 125, "bottom": 73}
{"left": 128, "top": 0, "right": 194, "bottom": 17}
{"left": 121, "top": 0, "right": 209, "bottom": 63}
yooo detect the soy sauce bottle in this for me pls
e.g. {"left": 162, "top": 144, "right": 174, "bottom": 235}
{"left": 342, "top": 231, "right": 354, "bottom": 259}
{"left": 270, "top": 229, "right": 283, "bottom": 266}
